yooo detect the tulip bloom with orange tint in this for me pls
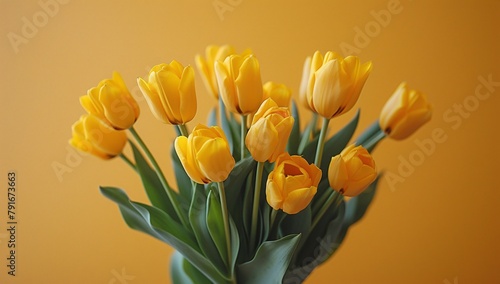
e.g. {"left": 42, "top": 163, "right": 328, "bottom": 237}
{"left": 245, "top": 99, "right": 294, "bottom": 163}
{"left": 137, "top": 61, "right": 197, "bottom": 125}
{"left": 328, "top": 144, "right": 377, "bottom": 197}
{"left": 175, "top": 124, "right": 235, "bottom": 184}
{"left": 80, "top": 72, "right": 140, "bottom": 130}
{"left": 266, "top": 153, "right": 322, "bottom": 214}
{"left": 307, "top": 51, "right": 372, "bottom": 119}
{"left": 69, "top": 114, "right": 127, "bottom": 159}
{"left": 195, "top": 45, "right": 251, "bottom": 99}
{"left": 379, "top": 82, "right": 432, "bottom": 140}
{"left": 263, "top": 81, "right": 292, "bottom": 107}
{"left": 214, "top": 54, "right": 264, "bottom": 115}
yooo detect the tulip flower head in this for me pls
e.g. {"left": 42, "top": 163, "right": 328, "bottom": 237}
{"left": 307, "top": 51, "right": 372, "bottom": 119}
{"left": 379, "top": 82, "right": 432, "bottom": 140}
{"left": 328, "top": 144, "right": 377, "bottom": 197}
{"left": 69, "top": 114, "right": 127, "bottom": 159}
{"left": 175, "top": 124, "right": 235, "bottom": 184}
{"left": 137, "top": 61, "right": 197, "bottom": 125}
{"left": 80, "top": 72, "right": 140, "bottom": 130}
{"left": 214, "top": 54, "right": 264, "bottom": 115}
{"left": 263, "top": 81, "right": 292, "bottom": 107}
{"left": 245, "top": 99, "right": 294, "bottom": 163}
{"left": 195, "top": 45, "right": 251, "bottom": 99}
{"left": 266, "top": 153, "right": 322, "bottom": 214}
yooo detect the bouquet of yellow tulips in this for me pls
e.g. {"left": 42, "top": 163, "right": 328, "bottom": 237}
{"left": 70, "top": 45, "right": 432, "bottom": 284}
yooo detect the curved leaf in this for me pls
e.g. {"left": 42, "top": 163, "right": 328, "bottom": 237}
{"left": 206, "top": 190, "right": 229, "bottom": 268}
{"left": 287, "top": 100, "right": 301, "bottom": 155}
{"left": 343, "top": 174, "right": 380, "bottom": 226}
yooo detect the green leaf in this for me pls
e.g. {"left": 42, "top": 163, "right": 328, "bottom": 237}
{"left": 302, "top": 109, "right": 360, "bottom": 172}
{"left": 237, "top": 234, "right": 301, "bottom": 284}
{"left": 219, "top": 99, "right": 234, "bottom": 154}
{"left": 171, "top": 251, "right": 212, "bottom": 284}
{"left": 343, "top": 174, "right": 380, "bottom": 226}
{"left": 354, "top": 119, "right": 380, "bottom": 145}
{"left": 171, "top": 145, "right": 193, "bottom": 209}
{"left": 279, "top": 205, "right": 311, "bottom": 239}
{"left": 206, "top": 189, "right": 229, "bottom": 268}
{"left": 100, "top": 187, "right": 228, "bottom": 284}
{"left": 285, "top": 201, "right": 345, "bottom": 282}
{"left": 287, "top": 100, "right": 301, "bottom": 155}
{"left": 298, "top": 113, "right": 317, "bottom": 154}
{"left": 224, "top": 157, "right": 256, "bottom": 215}
{"left": 189, "top": 185, "right": 226, "bottom": 274}
{"left": 129, "top": 140, "right": 178, "bottom": 219}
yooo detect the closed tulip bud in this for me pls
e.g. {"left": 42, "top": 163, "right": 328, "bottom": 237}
{"left": 137, "top": 61, "right": 197, "bottom": 125}
{"left": 266, "top": 153, "right": 322, "bottom": 214}
{"left": 379, "top": 82, "right": 432, "bottom": 140}
{"left": 214, "top": 54, "right": 264, "bottom": 115}
{"left": 263, "top": 81, "right": 292, "bottom": 107}
{"left": 195, "top": 45, "right": 252, "bottom": 99}
{"left": 307, "top": 51, "right": 372, "bottom": 119}
{"left": 69, "top": 114, "right": 127, "bottom": 159}
{"left": 175, "top": 124, "right": 235, "bottom": 184}
{"left": 328, "top": 144, "right": 377, "bottom": 197}
{"left": 245, "top": 99, "right": 294, "bottom": 162}
{"left": 80, "top": 72, "right": 140, "bottom": 130}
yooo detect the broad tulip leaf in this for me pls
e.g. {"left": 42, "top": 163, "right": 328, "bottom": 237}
{"left": 171, "top": 251, "right": 212, "bottom": 284}
{"left": 237, "top": 234, "right": 301, "bottom": 284}
{"left": 280, "top": 205, "right": 312, "bottom": 239}
{"left": 189, "top": 185, "right": 226, "bottom": 274}
{"left": 298, "top": 114, "right": 317, "bottom": 154}
{"left": 100, "top": 186, "right": 228, "bottom": 284}
{"left": 343, "top": 175, "right": 380, "bottom": 226}
{"left": 224, "top": 157, "right": 256, "bottom": 215}
{"left": 287, "top": 100, "right": 301, "bottom": 155}
{"left": 355, "top": 120, "right": 380, "bottom": 146}
{"left": 129, "top": 140, "right": 178, "bottom": 220}
{"left": 284, "top": 201, "right": 345, "bottom": 282}
{"left": 206, "top": 189, "right": 229, "bottom": 268}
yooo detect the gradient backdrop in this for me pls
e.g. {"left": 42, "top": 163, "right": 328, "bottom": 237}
{"left": 1, "top": 0, "right": 499, "bottom": 283}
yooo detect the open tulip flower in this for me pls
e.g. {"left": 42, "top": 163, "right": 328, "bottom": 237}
{"left": 71, "top": 45, "right": 431, "bottom": 284}
{"left": 80, "top": 71, "right": 140, "bottom": 130}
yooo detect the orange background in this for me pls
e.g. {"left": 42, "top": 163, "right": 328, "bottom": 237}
{"left": 1, "top": 0, "right": 499, "bottom": 283}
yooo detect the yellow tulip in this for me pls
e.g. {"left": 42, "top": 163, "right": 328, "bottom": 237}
{"left": 175, "top": 124, "right": 235, "bottom": 184}
{"left": 137, "top": 60, "right": 197, "bottom": 125}
{"left": 307, "top": 51, "right": 372, "bottom": 119}
{"left": 263, "top": 81, "right": 292, "bottom": 107}
{"left": 80, "top": 72, "right": 140, "bottom": 130}
{"left": 69, "top": 114, "right": 127, "bottom": 159}
{"left": 266, "top": 153, "right": 322, "bottom": 214}
{"left": 245, "top": 99, "right": 294, "bottom": 163}
{"left": 379, "top": 82, "right": 432, "bottom": 140}
{"left": 328, "top": 144, "right": 377, "bottom": 197}
{"left": 195, "top": 45, "right": 251, "bottom": 99}
{"left": 214, "top": 54, "right": 264, "bottom": 115}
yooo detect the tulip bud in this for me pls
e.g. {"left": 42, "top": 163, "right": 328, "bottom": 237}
{"left": 307, "top": 51, "right": 372, "bottom": 119}
{"left": 195, "top": 45, "right": 251, "bottom": 99}
{"left": 80, "top": 72, "right": 140, "bottom": 130}
{"left": 263, "top": 81, "right": 292, "bottom": 107}
{"left": 266, "top": 153, "right": 322, "bottom": 214}
{"left": 379, "top": 82, "right": 432, "bottom": 140}
{"left": 245, "top": 99, "right": 294, "bottom": 162}
{"left": 214, "top": 54, "right": 264, "bottom": 115}
{"left": 328, "top": 144, "right": 377, "bottom": 197}
{"left": 69, "top": 114, "right": 127, "bottom": 159}
{"left": 175, "top": 124, "right": 235, "bottom": 184}
{"left": 137, "top": 60, "right": 197, "bottom": 125}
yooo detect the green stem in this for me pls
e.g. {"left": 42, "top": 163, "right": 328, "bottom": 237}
{"left": 177, "top": 124, "right": 189, "bottom": 137}
{"left": 250, "top": 161, "right": 265, "bottom": 252}
{"left": 363, "top": 130, "right": 386, "bottom": 152}
{"left": 241, "top": 115, "right": 248, "bottom": 159}
{"left": 217, "top": 182, "right": 235, "bottom": 283}
{"left": 119, "top": 153, "right": 136, "bottom": 172}
{"left": 311, "top": 113, "right": 319, "bottom": 137}
{"left": 310, "top": 191, "right": 342, "bottom": 232}
{"left": 128, "top": 126, "right": 188, "bottom": 227}
{"left": 314, "top": 117, "right": 330, "bottom": 166}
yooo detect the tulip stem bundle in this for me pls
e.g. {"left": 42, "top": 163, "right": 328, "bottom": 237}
{"left": 314, "top": 117, "right": 330, "bottom": 166}
{"left": 250, "top": 161, "right": 265, "bottom": 252}
{"left": 240, "top": 115, "right": 248, "bottom": 159}
{"left": 128, "top": 127, "right": 188, "bottom": 227}
{"left": 177, "top": 124, "right": 189, "bottom": 137}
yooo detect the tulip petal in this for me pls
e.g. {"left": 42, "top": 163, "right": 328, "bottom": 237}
{"left": 179, "top": 66, "right": 197, "bottom": 123}
{"left": 235, "top": 56, "right": 263, "bottom": 114}
{"left": 196, "top": 137, "right": 235, "bottom": 182}
{"left": 156, "top": 70, "right": 182, "bottom": 124}
{"left": 175, "top": 136, "right": 206, "bottom": 184}
{"left": 138, "top": 77, "right": 170, "bottom": 124}
{"left": 266, "top": 178, "right": 284, "bottom": 211}
{"left": 215, "top": 61, "right": 238, "bottom": 114}
{"left": 312, "top": 60, "right": 344, "bottom": 118}
{"left": 246, "top": 118, "right": 279, "bottom": 162}
{"left": 282, "top": 186, "right": 317, "bottom": 214}
{"left": 99, "top": 84, "right": 137, "bottom": 130}
{"left": 328, "top": 155, "right": 348, "bottom": 191}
